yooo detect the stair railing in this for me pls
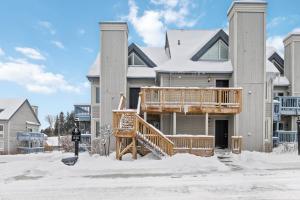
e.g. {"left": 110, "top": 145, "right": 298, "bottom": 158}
{"left": 135, "top": 114, "right": 174, "bottom": 156}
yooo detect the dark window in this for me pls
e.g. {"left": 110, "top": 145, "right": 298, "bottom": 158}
{"left": 129, "top": 88, "right": 141, "bottom": 109}
{"left": 278, "top": 92, "right": 284, "bottom": 97}
{"left": 216, "top": 80, "right": 229, "bottom": 87}
{"left": 95, "top": 87, "right": 100, "bottom": 103}
{"left": 96, "top": 121, "right": 100, "bottom": 137}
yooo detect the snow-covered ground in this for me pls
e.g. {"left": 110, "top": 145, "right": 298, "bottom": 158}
{"left": 1, "top": 148, "right": 300, "bottom": 200}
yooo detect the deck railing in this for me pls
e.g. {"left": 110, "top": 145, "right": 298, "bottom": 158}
{"left": 112, "top": 110, "right": 174, "bottom": 156}
{"left": 273, "top": 130, "right": 298, "bottom": 144}
{"left": 274, "top": 96, "right": 300, "bottom": 116}
{"left": 112, "top": 110, "right": 137, "bottom": 138}
{"left": 135, "top": 115, "right": 174, "bottom": 156}
{"left": 140, "top": 87, "right": 242, "bottom": 114}
{"left": 166, "top": 135, "right": 214, "bottom": 156}
{"left": 231, "top": 136, "right": 242, "bottom": 154}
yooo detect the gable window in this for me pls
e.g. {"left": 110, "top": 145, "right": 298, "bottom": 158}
{"left": 128, "top": 52, "right": 146, "bottom": 67}
{"left": 199, "top": 39, "right": 228, "bottom": 61}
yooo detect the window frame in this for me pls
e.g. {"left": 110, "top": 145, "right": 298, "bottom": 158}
{"left": 128, "top": 52, "right": 147, "bottom": 67}
{"left": 199, "top": 39, "right": 229, "bottom": 61}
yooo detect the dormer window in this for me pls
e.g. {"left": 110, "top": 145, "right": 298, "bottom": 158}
{"left": 199, "top": 39, "right": 228, "bottom": 61}
{"left": 128, "top": 52, "right": 146, "bottom": 67}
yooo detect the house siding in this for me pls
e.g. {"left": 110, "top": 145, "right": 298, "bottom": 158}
{"left": 100, "top": 24, "right": 128, "bottom": 128}
{"left": 8, "top": 102, "right": 40, "bottom": 154}
{"left": 159, "top": 73, "right": 231, "bottom": 87}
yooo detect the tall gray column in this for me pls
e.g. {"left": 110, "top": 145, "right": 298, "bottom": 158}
{"left": 99, "top": 22, "right": 128, "bottom": 127}
{"left": 228, "top": 1, "right": 267, "bottom": 151}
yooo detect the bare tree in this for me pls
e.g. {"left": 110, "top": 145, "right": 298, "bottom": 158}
{"left": 91, "top": 124, "right": 112, "bottom": 156}
{"left": 45, "top": 115, "right": 55, "bottom": 136}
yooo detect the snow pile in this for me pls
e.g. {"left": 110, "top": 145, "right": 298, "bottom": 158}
{"left": 231, "top": 150, "right": 300, "bottom": 170}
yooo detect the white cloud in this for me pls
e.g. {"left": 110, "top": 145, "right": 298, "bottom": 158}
{"left": 51, "top": 40, "right": 65, "bottom": 49}
{"left": 267, "top": 36, "right": 284, "bottom": 56}
{"left": 126, "top": 0, "right": 200, "bottom": 47}
{"left": 15, "top": 47, "right": 45, "bottom": 60}
{"left": 0, "top": 48, "right": 4, "bottom": 56}
{"left": 0, "top": 58, "right": 80, "bottom": 94}
{"left": 83, "top": 81, "right": 90, "bottom": 88}
{"left": 151, "top": 0, "right": 179, "bottom": 8}
{"left": 38, "top": 20, "right": 56, "bottom": 35}
{"left": 78, "top": 29, "right": 86, "bottom": 35}
{"left": 292, "top": 27, "right": 300, "bottom": 33}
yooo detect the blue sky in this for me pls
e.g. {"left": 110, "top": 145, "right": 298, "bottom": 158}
{"left": 0, "top": 0, "right": 299, "bottom": 128}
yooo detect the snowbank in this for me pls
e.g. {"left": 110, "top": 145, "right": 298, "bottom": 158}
{"left": 231, "top": 150, "right": 300, "bottom": 170}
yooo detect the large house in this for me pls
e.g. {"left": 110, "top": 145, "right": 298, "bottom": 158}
{"left": 86, "top": 0, "right": 299, "bottom": 158}
{"left": 0, "top": 99, "right": 41, "bottom": 154}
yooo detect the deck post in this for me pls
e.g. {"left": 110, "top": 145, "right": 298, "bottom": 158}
{"left": 205, "top": 113, "right": 208, "bottom": 135}
{"left": 144, "top": 112, "right": 147, "bottom": 122}
{"left": 173, "top": 112, "right": 176, "bottom": 135}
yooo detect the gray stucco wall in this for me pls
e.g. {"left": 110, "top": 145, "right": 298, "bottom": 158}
{"left": 293, "top": 41, "right": 300, "bottom": 96}
{"left": 159, "top": 73, "right": 231, "bottom": 87}
{"left": 284, "top": 44, "right": 292, "bottom": 94}
{"left": 100, "top": 23, "right": 128, "bottom": 128}
{"left": 161, "top": 113, "right": 234, "bottom": 147}
{"left": 229, "top": 5, "right": 266, "bottom": 151}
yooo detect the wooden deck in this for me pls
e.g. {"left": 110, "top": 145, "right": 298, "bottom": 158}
{"left": 112, "top": 94, "right": 243, "bottom": 160}
{"left": 140, "top": 87, "right": 242, "bottom": 114}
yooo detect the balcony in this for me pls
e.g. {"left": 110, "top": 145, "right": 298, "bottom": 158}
{"left": 273, "top": 130, "right": 298, "bottom": 146}
{"left": 17, "top": 132, "right": 44, "bottom": 154}
{"left": 275, "top": 96, "right": 300, "bottom": 116}
{"left": 140, "top": 87, "right": 242, "bottom": 114}
{"left": 74, "top": 104, "right": 91, "bottom": 121}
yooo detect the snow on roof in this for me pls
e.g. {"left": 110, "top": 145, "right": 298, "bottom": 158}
{"left": 154, "top": 29, "right": 234, "bottom": 73}
{"left": 127, "top": 67, "right": 156, "bottom": 78}
{"left": 87, "top": 53, "right": 100, "bottom": 78}
{"left": 0, "top": 99, "right": 26, "bottom": 120}
{"left": 274, "top": 76, "right": 290, "bottom": 86}
{"left": 167, "top": 29, "right": 219, "bottom": 61}
{"left": 139, "top": 46, "right": 169, "bottom": 66}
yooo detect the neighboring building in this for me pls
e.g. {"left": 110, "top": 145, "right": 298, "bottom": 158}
{"left": 74, "top": 104, "right": 91, "bottom": 134}
{"left": 0, "top": 99, "right": 41, "bottom": 154}
{"left": 87, "top": 56, "right": 100, "bottom": 141}
{"left": 272, "top": 33, "right": 300, "bottom": 145}
{"left": 86, "top": 1, "right": 298, "bottom": 154}
{"left": 74, "top": 104, "right": 91, "bottom": 149}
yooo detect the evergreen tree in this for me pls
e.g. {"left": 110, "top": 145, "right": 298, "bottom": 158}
{"left": 54, "top": 115, "right": 59, "bottom": 136}
{"left": 59, "top": 112, "right": 65, "bottom": 135}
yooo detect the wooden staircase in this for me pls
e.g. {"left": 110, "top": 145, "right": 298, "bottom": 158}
{"left": 113, "top": 96, "right": 174, "bottom": 160}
